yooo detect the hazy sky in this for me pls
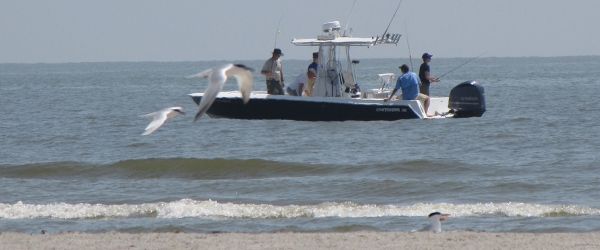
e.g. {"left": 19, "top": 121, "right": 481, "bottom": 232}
{"left": 2, "top": 0, "right": 599, "bottom": 63}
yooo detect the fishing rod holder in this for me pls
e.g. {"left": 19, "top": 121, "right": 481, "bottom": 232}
{"left": 373, "top": 33, "right": 401, "bottom": 45}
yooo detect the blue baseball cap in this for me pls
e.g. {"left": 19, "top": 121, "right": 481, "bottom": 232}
{"left": 422, "top": 53, "right": 433, "bottom": 59}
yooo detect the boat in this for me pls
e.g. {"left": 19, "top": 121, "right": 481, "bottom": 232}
{"left": 189, "top": 21, "right": 486, "bottom": 121}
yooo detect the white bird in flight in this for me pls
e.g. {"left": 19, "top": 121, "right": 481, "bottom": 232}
{"left": 187, "top": 64, "right": 254, "bottom": 122}
{"left": 140, "top": 107, "right": 185, "bottom": 135}
{"left": 417, "top": 212, "right": 451, "bottom": 233}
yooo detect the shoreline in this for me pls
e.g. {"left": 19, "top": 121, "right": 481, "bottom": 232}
{"left": 1, "top": 231, "right": 599, "bottom": 249}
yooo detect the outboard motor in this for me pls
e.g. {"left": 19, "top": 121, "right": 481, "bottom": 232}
{"left": 448, "top": 81, "right": 486, "bottom": 118}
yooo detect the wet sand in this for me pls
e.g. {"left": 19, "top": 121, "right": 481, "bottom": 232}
{"left": 1, "top": 231, "right": 599, "bottom": 249}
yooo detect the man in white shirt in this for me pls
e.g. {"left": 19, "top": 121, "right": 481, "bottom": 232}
{"left": 286, "top": 68, "right": 316, "bottom": 97}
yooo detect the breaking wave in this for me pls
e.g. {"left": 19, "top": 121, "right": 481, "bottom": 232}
{"left": 2, "top": 200, "right": 599, "bottom": 220}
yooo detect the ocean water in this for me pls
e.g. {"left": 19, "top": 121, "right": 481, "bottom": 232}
{"left": 1, "top": 56, "right": 600, "bottom": 234}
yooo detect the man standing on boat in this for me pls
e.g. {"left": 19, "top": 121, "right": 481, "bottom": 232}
{"left": 308, "top": 52, "right": 318, "bottom": 72}
{"left": 305, "top": 52, "right": 319, "bottom": 96}
{"left": 261, "top": 48, "right": 285, "bottom": 95}
{"left": 384, "top": 64, "right": 432, "bottom": 117}
{"left": 418, "top": 53, "right": 438, "bottom": 96}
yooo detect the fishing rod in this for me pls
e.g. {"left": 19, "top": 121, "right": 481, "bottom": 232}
{"left": 273, "top": 15, "right": 284, "bottom": 49}
{"left": 437, "top": 51, "right": 488, "bottom": 81}
{"left": 403, "top": 19, "right": 414, "bottom": 72}
{"left": 380, "top": 0, "right": 403, "bottom": 42}
{"left": 343, "top": 0, "right": 358, "bottom": 37}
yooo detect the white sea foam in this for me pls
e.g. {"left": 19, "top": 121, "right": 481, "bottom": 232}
{"left": 1, "top": 200, "right": 599, "bottom": 220}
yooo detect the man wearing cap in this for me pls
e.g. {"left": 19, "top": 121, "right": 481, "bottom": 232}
{"left": 305, "top": 52, "right": 319, "bottom": 96}
{"left": 418, "top": 52, "right": 438, "bottom": 96}
{"left": 308, "top": 52, "right": 318, "bottom": 72}
{"left": 384, "top": 64, "right": 432, "bottom": 117}
{"left": 261, "top": 48, "right": 285, "bottom": 95}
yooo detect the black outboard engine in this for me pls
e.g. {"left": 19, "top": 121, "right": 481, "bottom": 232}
{"left": 448, "top": 81, "right": 486, "bottom": 118}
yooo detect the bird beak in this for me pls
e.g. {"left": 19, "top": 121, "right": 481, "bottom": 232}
{"left": 440, "top": 214, "right": 450, "bottom": 221}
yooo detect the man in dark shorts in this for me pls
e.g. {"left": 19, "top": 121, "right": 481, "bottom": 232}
{"left": 261, "top": 48, "right": 285, "bottom": 95}
{"left": 418, "top": 53, "right": 438, "bottom": 96}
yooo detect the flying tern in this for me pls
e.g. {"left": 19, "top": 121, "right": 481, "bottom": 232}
{"left": 140, "top": 107, "right": 185, "bottom": 135}
{"left": 187, "top": 64, "right": 254, "bottom": 122}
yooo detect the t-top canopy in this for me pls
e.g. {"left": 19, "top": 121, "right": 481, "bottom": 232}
{"left": 292, "top": 37, "right": 377, "bottom": 47}
{"left": 292, "top": 21, "right": 401, "bottom": 46}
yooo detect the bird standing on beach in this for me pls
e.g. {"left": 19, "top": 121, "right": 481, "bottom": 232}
{"left": 140, "top": 107, "right": 185, "bottom": 135}
{"left": 416, "top": 212, "right": 450, "bottom": 233}
{"left": 187, "top": 64, "right": 254, "bottom": 122}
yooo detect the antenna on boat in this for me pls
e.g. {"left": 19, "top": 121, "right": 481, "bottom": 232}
{"left": 437, "top": 51, "right": 488, "bottom": 81}
{"left": 379, "top": 0, "right": 403, "bottom": 43}
{"left": 273, "top": 15, "right": 284, "bottom": 49}
{"left": 343, "top": 0, "right": 358, "bottom": 37}
{"left": 403, "top": 19, "right": 414, "bottom": 72}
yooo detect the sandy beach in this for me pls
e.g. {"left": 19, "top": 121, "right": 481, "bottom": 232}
{"left": 1, "top": 231, "right": 598, "bottom": 250}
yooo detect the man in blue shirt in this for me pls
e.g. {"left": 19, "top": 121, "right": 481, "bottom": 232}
{"left": 305, "top": 52, "right": 319, "bottom": 96}
{"left": 384, "top": 64, "right": 432, "bottom": 117}
{"left": 308, "top": 52, "right": 318, "bottom": 72}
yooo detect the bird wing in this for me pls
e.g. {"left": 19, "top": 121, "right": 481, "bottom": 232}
{"left": 140, "top": 111, "right": 157, "bottom": 119}
{"left": 233, "top": 67, "right": 253, "bottom": 104}
{"left": 194, "top": 65, "right": 228, "bottom": 122}
{"left": 187, "top": 68, "right": 213, "bottom": 78}
{"left": 142, "top": 110, "right": 168, "bottom": 135}
{"left": 417, "top": 223, "right": 432, "bottom": 232}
